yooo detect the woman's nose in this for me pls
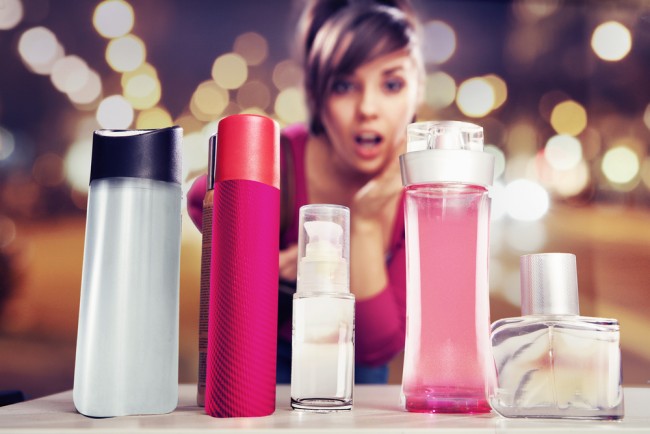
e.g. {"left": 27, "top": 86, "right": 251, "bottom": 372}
{"left": 357, "top": 88, "right": 379, "bottom": 119}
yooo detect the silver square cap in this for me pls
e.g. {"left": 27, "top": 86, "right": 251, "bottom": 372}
{"left": 520, "top": 253, "right": 580, "bottom": 316}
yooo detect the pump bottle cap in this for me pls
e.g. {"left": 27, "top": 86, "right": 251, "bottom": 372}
{"left": 296, "top": 204, "right": 350, "bottom": 294}
{"left": 520, "top": 253, "right": 580, "bottom": 316}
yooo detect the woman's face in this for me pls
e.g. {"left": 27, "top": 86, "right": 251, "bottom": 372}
{"left": 321, "top": 49, "right": 421, "bottom": 177}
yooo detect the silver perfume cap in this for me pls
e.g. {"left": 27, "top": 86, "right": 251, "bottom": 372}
{"left": 520, "top": 253, "right": 580, "bottom": 316}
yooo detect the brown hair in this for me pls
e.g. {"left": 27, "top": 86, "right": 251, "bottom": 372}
{"left": 299, "top": 0, "right": 423, "bottom": 135}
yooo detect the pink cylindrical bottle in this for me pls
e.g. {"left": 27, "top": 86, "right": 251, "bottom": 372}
{"left": 206, "top": 114, "right": 280, "bottom": 418}
{"left": 399, "top": 121, "right": 495, "bottom": 413}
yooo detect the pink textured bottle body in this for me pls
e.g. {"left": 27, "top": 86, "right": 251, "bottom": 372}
{"left": 206, "top": 180, "right": 279, "bottom": 417}
{"left": 401, "top": 184, "right": 494, "bottom": 413}
{"left": 205, "top": 114, "right": 280, "bottom": 418}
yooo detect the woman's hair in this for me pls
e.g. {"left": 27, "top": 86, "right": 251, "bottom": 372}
{"left": 298, "top": 0, "right": 423, "bottom": 135}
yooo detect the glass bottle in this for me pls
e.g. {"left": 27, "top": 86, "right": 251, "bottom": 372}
{"left": 490, "top": 253, "right": 624, "bottom": 419}
{"left": 399, "top": 121, "right": 496, "bottom": 413}
{"left": 291, "top": 204, "right": 354, "bottom": 411}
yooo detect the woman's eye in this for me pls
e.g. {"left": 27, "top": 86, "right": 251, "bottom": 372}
{"left": 384, "top": 78, "right": 405, "bottom": 93}
{"left": 331, "top": 79, "right": 355, "bottom": 94}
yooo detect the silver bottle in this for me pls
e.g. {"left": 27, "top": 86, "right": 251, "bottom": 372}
{"left": 73, "top": 127, "right": 183, "bottom": 417}
{"left": 490, "top": 253, "right": 624, "bottom": 419}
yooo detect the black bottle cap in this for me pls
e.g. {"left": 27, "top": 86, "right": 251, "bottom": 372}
{"left": 90, "top": 126, "right": 183, "bottom": 184}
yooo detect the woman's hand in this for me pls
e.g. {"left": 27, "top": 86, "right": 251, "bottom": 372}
{"left": 350, "top": 157, "right": 402, "bottom": 226}
{"left": 348, "top": 157, "right": 402, "bottom": 300}
{"left": 279, "top": 243, "right": 299, "bottom": 282}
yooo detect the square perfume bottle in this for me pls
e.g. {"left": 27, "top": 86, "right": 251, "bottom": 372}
{"left": 490, "top": 253, "right": 624, "bottom": 419}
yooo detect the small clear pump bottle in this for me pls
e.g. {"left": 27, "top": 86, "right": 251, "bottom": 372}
{"left": 490, "top": 253, "right": 624, "bottom": 419}
{"left": 291, "top": 204, "right": 354, "bottom": 411}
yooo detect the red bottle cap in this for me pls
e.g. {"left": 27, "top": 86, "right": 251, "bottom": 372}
{"left": 215, "top": 114, "right": 280, "bottom": 189}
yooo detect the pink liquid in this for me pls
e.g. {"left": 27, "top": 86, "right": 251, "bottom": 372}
{"left": 401, "top": 184, "right": 494, "bottom": 413}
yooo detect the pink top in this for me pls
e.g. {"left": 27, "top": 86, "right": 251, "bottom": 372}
{"left": 187, "top": 124, "right": 407, "bottom": 366}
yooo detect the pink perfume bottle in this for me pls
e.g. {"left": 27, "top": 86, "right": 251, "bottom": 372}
{"left": 205, "top": 114, "right": 280, "bottom": 418}
{"left": 399, "top": 121, "right": 495, "bottom": 413}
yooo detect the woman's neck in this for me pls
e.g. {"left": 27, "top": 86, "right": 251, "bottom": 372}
{"left": 305, "top": 135, "right": 371, "bottom": 205}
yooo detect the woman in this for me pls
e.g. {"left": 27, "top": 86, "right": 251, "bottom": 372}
{"left": 188, "top": 0, "right": 424, "bottom": 383}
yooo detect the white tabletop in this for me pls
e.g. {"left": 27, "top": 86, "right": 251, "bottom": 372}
{"left": 0, "top": 385, "right": 648, "bottom": 433}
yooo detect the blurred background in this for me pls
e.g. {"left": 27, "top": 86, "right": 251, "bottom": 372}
{"left": 0, "top": 0, "right": 649, "bottom": 399}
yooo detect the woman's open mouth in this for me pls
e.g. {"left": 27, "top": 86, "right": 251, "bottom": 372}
{"left": 354, "top": 132, "right": 383, "bottom": 159}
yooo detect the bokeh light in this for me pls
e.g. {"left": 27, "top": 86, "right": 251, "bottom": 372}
{"left": 0, "top": 0, "right": 23, "bottom": 30}
{"left": 483, "top": 74, "right": 508, "bottom": 111}
{"left": 505, "top": 179, "right": 550, "bottom": 221}
{"left": 591, "top": 21, "right": 632, "bottom": 62}
{"left": 50, "top": 55, "right": 90, "bottom": 94}
{"left": 422, "top": 20, "right": 456, "bottom": 64}
{"left": 190, "top": 81, "right": 229, "bottom": 122}
{"left": 504, "top": 155, "right": 536, "bottom": 181}
{"left": 272, "top": 60, "right": 303, "bottom": 90}
{"left": 538, "top": 90, "right": 570, "bottom": 123}
{"left": 551, "top": 159, "right": 590, "bottom": 197}
{"left": 425, "top": 72, "right": 456, "bottom": 109}
{"left": 601, "top": 146, "right": 639, "bottom": 185}
{"left": 644, "top": 104, "right": 650, "bottom": 132}
{"left": 211, "top": 53, "right": 248, "bottom": 90}
{"left": 175, "top": 113, "right": 204, "bottom": 135}
{"left": 513, "top": 0, "right": 560, "bottom": 22}
{"left": 233, "top": 32, "right": 268, "bottom": 66}
{"left": 183, "top": 132, "right": 209, "bottom": 177}
{"left": 544, "top": 134, "right": 583, "bottom": 171}
{"left": 68, "top": 70, "right": 103, "bottom": 106}
{"left": 64, "top": 138, "right": 92, "bottom": 193}
{"left": 123, "top": 72, "right": 161, "bottom": 110}
{"left": 0, "top": 126, "right": 16, "bottom": 161}
{"left": 550, "top": 100, "right": 587, "bottom": 136}
{"left": 18, "top": 27, "right": 63, "bottom": 75}
{"left": 274, "top": 87, "right": 307, "bottom": 125}
{"left": 236, "top": 80, "right": 271, "bottom": 110}
{"left": 456, "top": 77, "right": 494, "bottom": 118}
{"left": 106, "top": 34, "right": 146, "bottom": 72}
{"left": 136, "top": 107, "right": 173, "bottom": 129}
{"left": 96, "top": 95, "right": 134, "bottom": 129}
{"left": 93, "top": 0, "right": 134, "bottom": 39}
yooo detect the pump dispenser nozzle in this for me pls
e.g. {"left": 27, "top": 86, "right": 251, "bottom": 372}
{"left": 304, "top": 221, "right": 342, "bottom": 260}
{"left": 297, "top": 207, "right": 349, "bottom": 294}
